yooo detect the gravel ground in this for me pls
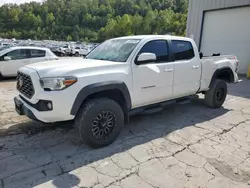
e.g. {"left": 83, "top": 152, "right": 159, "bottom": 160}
{"left": 0, "top": 78, "right": 250, "bottom": 188}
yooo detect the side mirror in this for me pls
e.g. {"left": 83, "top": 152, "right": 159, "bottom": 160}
{"left": 136, "top": 53, "right": 156, "bottom": 65}
{"left": 199, "top": 52, "right": 203, "bottom": 59}
{"left": 4, "top": 56, "right": 11, "bottom": 61}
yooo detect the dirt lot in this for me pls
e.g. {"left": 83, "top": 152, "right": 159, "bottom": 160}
{"left": 0, "top": 78, "right": 250, "bottom": 188}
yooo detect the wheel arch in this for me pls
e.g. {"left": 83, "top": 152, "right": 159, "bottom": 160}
{"left": 0, "top": 71, "right": 3, "bottom": 80}
{"left": 70, "top": 81, "right": 131, "bottom": 122}
{"left": 210, "top": 67, "right": 234, "bottom": 86}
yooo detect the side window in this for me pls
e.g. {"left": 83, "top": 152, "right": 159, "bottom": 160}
{"left": 172, "top": 40, "right": 195, "bottom": 61}
{"left": 6, "top": 49, "right": 27, "bottom": 60}
{"left": 139, "top": 40, "right": 169, "bottom": 63}
{"left": 30, "top": 49, "right": 46, "bottom": 58}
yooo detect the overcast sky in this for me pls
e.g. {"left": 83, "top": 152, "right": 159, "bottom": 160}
{"left": 0, "top": 0, "right": 42, "bottom": 6}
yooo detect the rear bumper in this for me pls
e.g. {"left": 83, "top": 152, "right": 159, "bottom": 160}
{"left": 234, "top": 72, "right": 239, "bottom": 83}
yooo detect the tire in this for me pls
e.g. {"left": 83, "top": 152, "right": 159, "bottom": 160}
{"left": 75, "top": 98, "right": 124, "bottom": 148}
{"left": 0, "top": 72, "right": 3, "bottom": 81}
{"left": 205, "top": 79, "right": 227, "bottom": 108}
{"left": 75, "top": 52, "right": 79, "bottom": 57}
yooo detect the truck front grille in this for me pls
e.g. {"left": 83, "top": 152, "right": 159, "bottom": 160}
{"left": 16, "top": 72, "right": 35, "bottom": 99}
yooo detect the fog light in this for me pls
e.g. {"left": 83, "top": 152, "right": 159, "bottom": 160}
{"left": 47, "top": 102, "right": 53, "bottom": 110}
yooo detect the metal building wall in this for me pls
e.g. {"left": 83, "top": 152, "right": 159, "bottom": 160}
{"left": 186, "top": 0, "right": 250, "bottom": 48}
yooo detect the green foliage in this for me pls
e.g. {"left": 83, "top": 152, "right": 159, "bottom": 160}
{"left": 0, "top": 0, "right": 188, "bottom": 42}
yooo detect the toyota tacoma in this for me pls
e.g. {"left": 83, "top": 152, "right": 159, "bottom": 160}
{"left": 14, "top": 35, "right": 239, "bottom": 148}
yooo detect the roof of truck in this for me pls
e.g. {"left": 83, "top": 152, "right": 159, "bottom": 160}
{"left": 115, "top": 35, "right": 191, "bottom": 41}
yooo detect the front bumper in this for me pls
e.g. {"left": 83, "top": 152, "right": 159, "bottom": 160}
{"left": 14, "top": 95, "right": 75, "bottom": 123}
{"left": 14, "top": 97, "right": 38, "bottom": 121}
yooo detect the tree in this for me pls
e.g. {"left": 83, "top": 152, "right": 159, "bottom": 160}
{"left": 0, "top": 0, "right": 188, "bottom": 41}
{"left": 66, "top": 35, "right": 72, "bottom": 41}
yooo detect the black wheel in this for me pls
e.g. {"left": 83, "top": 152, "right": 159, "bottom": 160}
{"left": 75, "top": 52, "right": 79, "bottom": 57}
{"left": 0, "top": 72, "right": 3, "bottom": 81}
{"left": 75, "top": 98, "right": 124, "bottom": 148}
{"left": 205, "top": 79, "right": 227, "bottom": 108}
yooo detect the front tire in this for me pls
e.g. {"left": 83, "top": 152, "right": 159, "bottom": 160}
{"left": 205, "top": 79, "right": 227, "bottom": 108}
{"left": 0, "top": 72, "right": 3, "bottom": 81}
{"left": 75, "top": 98, "right": 124, "bottom": 148}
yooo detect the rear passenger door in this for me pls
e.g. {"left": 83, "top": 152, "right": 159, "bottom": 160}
{"left": 28, "top": 49, "right": 46, "bottom": 64}
{"left": 132, "top": 40, "right": 174, "bottom": 108}
{"left": 171, "top": 40, "right": 201, "bottom": 98}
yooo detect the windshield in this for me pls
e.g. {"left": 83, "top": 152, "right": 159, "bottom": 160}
{"left": 86, "top": 39, "right": 141, "bottom": 62}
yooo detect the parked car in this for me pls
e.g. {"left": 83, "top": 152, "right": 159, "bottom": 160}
{"left": 70, "top": 46, "right": 89, "bottom": 56}
{"left": 14, "top": 35, "right": 239, "bottom": 148}
{"left": 50, "top": 46, "right": 66, "bottom": 57}
{"left": 0, "top": 46, "right": 58, "bottom": 79}
{"left": 59, "top": 45, "right": 71, "bottom": 55}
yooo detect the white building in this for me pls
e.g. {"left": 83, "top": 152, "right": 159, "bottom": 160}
{"left": 186, "top": 0, "right": 250, "bottom": 74}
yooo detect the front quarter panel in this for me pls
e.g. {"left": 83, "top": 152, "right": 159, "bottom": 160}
{"left": 68, "top": 63, "right": 133, "bottom": 115}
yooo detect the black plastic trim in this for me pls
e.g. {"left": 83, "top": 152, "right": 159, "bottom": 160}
{"left": 0, "top": 71, "right": 3, "bottom": 80}
{"left": 20, "top": 95, "right": 53, "bottom": 111}
{"left": 209, "top": 67, "right": 234, "bottom": 86}
{"left": 14, "top": 97, "right": 38, "bottom": 121}
{"left": 70, "top": 81, "right": 132, "bottom": 115}
{"left": 23, "top": 105, "right": 38, "bottom": 121}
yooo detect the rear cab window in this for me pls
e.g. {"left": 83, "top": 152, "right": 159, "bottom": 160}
{"left": 172, "top": 40, "right": 195, "bottom": 61}
{"left": 30, "top": 49, "right": 46, "bottom": 58}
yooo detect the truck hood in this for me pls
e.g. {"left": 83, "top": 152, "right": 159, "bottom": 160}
{"left": 26, "top": 58, "right": 124, "bottom": 77}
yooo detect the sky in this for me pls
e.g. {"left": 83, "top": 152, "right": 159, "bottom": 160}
{"left": 0, "top": 0, "right": 42, "bottom": 6}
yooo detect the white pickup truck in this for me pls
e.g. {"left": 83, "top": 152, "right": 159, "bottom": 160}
{"left": 14, "top": 35, "right": 239, "bottom": 148}
{"left": 70, "top": 46, "right": 89, "bottom": 57}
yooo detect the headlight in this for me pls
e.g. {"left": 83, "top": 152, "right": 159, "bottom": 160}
{"left": 40, "top": 77, "right": 77, "bottom": 91}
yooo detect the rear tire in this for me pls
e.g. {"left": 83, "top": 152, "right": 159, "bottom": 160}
{"left": 75, "top": 98, "right": 124, "bottom": 148}
{"left": 205, "top": 79, "right": 227, "bottom": 108}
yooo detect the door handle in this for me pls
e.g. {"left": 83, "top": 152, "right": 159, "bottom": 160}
{"left": 165, "top": 68, "right": 174, "bottom": 72}
{"left": 192, "top": 65, "right": 199, "bottom": 69}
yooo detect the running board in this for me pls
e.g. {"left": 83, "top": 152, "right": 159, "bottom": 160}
{"left": 129, "top": 95, "right": 197, "bottom": 116}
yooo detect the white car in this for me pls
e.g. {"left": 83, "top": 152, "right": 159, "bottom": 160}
{"left": 0, "top": 46, "right": 58, "bottom": 79}
{"left": 14, "top": 35, "right": 239, "bottom": 148}
{"left": 71, "top": 46, "right": 89, "bottom": 56}
{"left": 59, "top": 45, "right": 71, "bottom": 55}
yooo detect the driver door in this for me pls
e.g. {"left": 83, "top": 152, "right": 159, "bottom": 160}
{"left": 132, "top": 40, "right": 174, "bottom": 108}
{"left": 1, "top": 49, "right": 29, "bottom": 76}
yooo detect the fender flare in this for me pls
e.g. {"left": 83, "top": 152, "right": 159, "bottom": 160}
{"left": 70, "top": 81, "right": 132, "bottom": 115}
{"left": 209, "top": 67, "right": 234, "bottom": 86}
{"left": 0, "top": 71, "right": 3, "bottom": 80}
